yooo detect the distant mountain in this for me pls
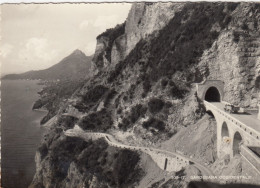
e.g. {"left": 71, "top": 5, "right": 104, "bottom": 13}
{"left": 2, "top": 49, "right": 92, "bottom": 81}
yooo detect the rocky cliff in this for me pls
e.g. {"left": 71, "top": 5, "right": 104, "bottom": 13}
{"left": 31, "top": 2, "right": 260, "bottom": 188}
{"left": 92, "top": 2, "right": 185, "bottom": 72}
{"left": 198, "top": 3, "right": 260, "bottom": 107}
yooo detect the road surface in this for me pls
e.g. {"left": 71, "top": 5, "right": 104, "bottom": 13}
{"left": 64, "top": 125, "right": 214, "bottom": 176}
{"left": 210, "top": 102, "right": 260, "bottom": 132}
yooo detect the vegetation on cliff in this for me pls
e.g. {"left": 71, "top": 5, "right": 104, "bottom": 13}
{"left": 31, "top": 136, "right": 144, "bottom": 188}
{"left": 34, "top": 79, "right": 85, "bottom": 124}
{"left": 30, "top": 2, "right": 260, "bottom": 187}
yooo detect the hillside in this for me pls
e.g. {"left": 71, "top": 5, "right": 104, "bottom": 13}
{"left": 2, "top": 49, "right": 92, "bottom": 81}
{"left": 30, "top": 2, "right": 260, "bottom": 188}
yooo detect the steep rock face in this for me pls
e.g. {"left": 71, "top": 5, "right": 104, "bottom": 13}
{"left": 111, "top": 34, "right": 127, "bottom": 66}
{"left": 92, "top": 2, "right": 185, "bottom": 71}
{"left": 125, "top": 2, "right": 185, "bottom": 55}
{"left": 92, "top": 23, "right": 125, "bottom": 71}
{"left": 92, "top": 36, "right": 110, "bottom": 70}
{"left": 198, "top": 3, "right": 260, "bottom": 107}
{"left": 30, "top": 133, "right": 144, "bottom": 188}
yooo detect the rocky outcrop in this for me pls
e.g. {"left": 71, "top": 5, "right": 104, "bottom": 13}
{"left": 92, "top": 36, "right": 110, "bottom": 70}
{"left": 198, "top": 3, "right": 260, "bottom": 107}
{"left": 92, "top": 2, "right": 185, "bottom": 71}
{"left": 111, "top": 34, "right": 126, "bottom": 66}
{"left": 30, "top": 133, "right": 144, "bottom": 188}
{"left": 92, "top": 23, "right": 125, "bottom": 71}
{"left": 125, "top": 2, "right": 184, "bottom": 55}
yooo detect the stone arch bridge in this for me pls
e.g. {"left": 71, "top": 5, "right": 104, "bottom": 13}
{"left": 197, "top": 80, "right": 260, "bottom": 176}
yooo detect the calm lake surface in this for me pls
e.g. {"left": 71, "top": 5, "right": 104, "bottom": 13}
{"left": 1, "top": 80, "right": 47, "bottom": 188}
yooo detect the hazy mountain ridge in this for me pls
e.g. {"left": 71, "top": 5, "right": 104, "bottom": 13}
{"left": 30, "top": 2, "right": 260, "bottom": 188}
{"left": 2, "top": 49, "right": 92, "bottom": 81}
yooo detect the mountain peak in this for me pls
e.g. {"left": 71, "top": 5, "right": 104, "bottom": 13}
{"left": 72, "top": 49, "right": 85, "bottom": 56}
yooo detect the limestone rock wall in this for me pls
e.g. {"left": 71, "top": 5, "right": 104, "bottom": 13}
{"left": 125, "top": 2, "right": 184, "bottom": 56}
{"left": 92, "top": 36, "right": 110, "bottom": 70}
{"left": 91, "top": 2, "right": 185, "bottom": 72}
{"left": 111, "top": 34, "right": 127, "bottom": 66}
{"left": 198, "top": 3, "right": 260, "bottom": 108}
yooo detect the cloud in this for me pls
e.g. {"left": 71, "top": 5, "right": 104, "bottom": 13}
{"left": 18, "top": 37, "right": 58, "bottom": 68}
{"left": 0, "top": 43, "right": 13, "bottom": 58}
{"left": 94, "top": 15, "right": 120, "bottom": 31}
{"left": 79, "top": 20, "right": 90, "bottom": 30}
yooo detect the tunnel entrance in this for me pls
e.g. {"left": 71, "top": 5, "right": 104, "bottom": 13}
{"left": 205, "top": 87, "right": 221, "bottom": 102}
{"left": 233, "top": 132, "right": 243, "bottom": 156}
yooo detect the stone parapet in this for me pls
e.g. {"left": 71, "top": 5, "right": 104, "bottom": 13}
{"left": 241, "top": 145, "right": 260, "bottom": 175}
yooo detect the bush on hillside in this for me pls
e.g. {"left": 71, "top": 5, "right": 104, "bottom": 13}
{"left": 82, "top": 85, "right": 108, "bottom": 104}
{"left": 255, "top": 76, "right": 260, "bottom": 90}
{"left": 49, "top": 137, "right": 89, "bottom": 181}
{"left": 57, "top": 116, "right": 78, "bottom": 130}
{"left": 75, "top": 139, "right": 143, "bottom": 187}
{"left": 142, "top": 118, "right": 166, "bottom": 131}
{"left": 118, "top": 104, "right": 147, "bottom": 131}
{"left": 78, "top": 109, "right": 113, "bottom": 131}
{"left": 148, "top": 98, "right": 165, "bottom": 114}
{"left": 104, "top": 89, "right": 117, "bottom": 107}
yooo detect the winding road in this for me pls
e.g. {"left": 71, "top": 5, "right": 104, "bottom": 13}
{"left": 64, "top": 125, "right": 214, "bottom": 176}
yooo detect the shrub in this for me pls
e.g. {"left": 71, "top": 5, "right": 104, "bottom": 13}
{"left": 129, "top": 104, "right": 147, "bottom": 123}
{"left": 241, "top": 22, "right": 249, "bottom": 30}
{"left": 114, "top": 150, "right": 142, "bottom": 186}
{"left": 161, "top": 79, "right": 168, "bottom": 87}
{"left": 143, "top": 80, "right": 151, "bottom": 94}
{"left": 227, "top": 2, "right": 239, "bottom": 11}
{"left": 78, "top": 109, "right": 113, "bottom": 131}
{"left": 118, "top": 104, "right": 147, "bottom": 131}
{"left": 148, "top": 98, "right": 165, "bottom": 114}
{"left": 233, "top": 31, "right": 240, "bottom": 43}
{"left": 49, "top": 137, "right": 89, "bottom": 181}
{"left": 82, "top": 85, "right": 108, "bottom": 104}
{"left": 104, "top": 89, "right": 117, "bottom": 107}
{"left": 255, "top": 76, "right": 260, "bottom": 90}
{"left": 142, "top": 118, "right": 166, "bottom": 131}
{"left": 57, "top": 116, "right": 77, "bottom": 130}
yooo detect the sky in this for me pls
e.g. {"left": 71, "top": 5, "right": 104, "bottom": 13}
{"left": 0, "top": 3, "right": 132, "bottom": 75}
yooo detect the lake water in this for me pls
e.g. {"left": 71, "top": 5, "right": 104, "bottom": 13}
{"left": 1, "top": 80, "right": 47, "bottom": 188}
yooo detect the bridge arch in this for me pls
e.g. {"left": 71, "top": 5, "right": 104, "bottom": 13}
{"left": 206, "top": 109, "right": 215, "bottom": 118}
{"left": 204, "top": 87, "right": 221, "bottom": 102}
{"left": 221, "top": 122, "right": 229, "bottom": 138}
{"left": 233, "top": 131, "right": 243, "bottom": 156}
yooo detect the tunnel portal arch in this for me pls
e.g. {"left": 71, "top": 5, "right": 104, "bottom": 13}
{"left": 196, "top": 80, "right": 224, "bottom": 102}
{"left": 204, "top": 87, "right": 221, "bottom": 102}
{"left": 233, "top": 132, "right": 243, "bottom": 156}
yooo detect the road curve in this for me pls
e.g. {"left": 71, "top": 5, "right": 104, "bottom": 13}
{"left": 64, "top": 126, "right": 214, "bottom": 176}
